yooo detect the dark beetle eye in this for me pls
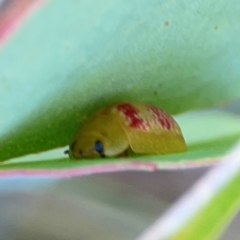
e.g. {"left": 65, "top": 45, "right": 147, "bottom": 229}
{"left": 95, "top": 140, "right": 103, "bottom": 154}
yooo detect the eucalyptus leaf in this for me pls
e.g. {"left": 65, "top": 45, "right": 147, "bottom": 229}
{"left": 1, "top": 111, "right": 240, "bottom": 177}
{"left": 170, "top": 171, "right": 240, "bottom": 240}
{"left": 1, "top": 0, "right": 240, "bottom": 161}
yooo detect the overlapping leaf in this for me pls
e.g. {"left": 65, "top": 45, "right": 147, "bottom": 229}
{"left": 1, "top": 0, "right": 240, "bottom": 162}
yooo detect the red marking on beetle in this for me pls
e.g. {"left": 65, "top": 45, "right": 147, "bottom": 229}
{"left": 117, "top": 103, "right": 149, "bottom": 130}
{"left": 148, "top": 106, "right": 173, "bottom": 130}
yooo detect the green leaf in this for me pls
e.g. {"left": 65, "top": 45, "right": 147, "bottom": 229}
{"left": 135, "top": 143, "right": 240, "bottom": 240}
{"left": 170, "top": 171, "right": 240, "bottom": 240}
{"left": 1, "top": 0, "right": 240, "bottom": 161}
{"left": 1, "top": 111, "right": 240, "bottom": 177}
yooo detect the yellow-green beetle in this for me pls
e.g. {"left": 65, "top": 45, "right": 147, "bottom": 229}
{"left": 65, "top": 102, "right": 187, "bottom": 159}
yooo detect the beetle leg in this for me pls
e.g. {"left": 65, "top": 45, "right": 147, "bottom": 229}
{"left": 117, "top": 149, "right": 129, "bottom": 157}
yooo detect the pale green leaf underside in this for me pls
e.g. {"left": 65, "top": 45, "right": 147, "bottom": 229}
{"left": 1, "top": 111, "right": 240, "bottom": 172}
{"left": 1, "top": 0, "right": 240, "bottom": 161}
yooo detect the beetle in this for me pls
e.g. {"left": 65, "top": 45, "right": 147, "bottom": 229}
{"left": 65, "top": 102, "right": 187, "bottom": 159}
